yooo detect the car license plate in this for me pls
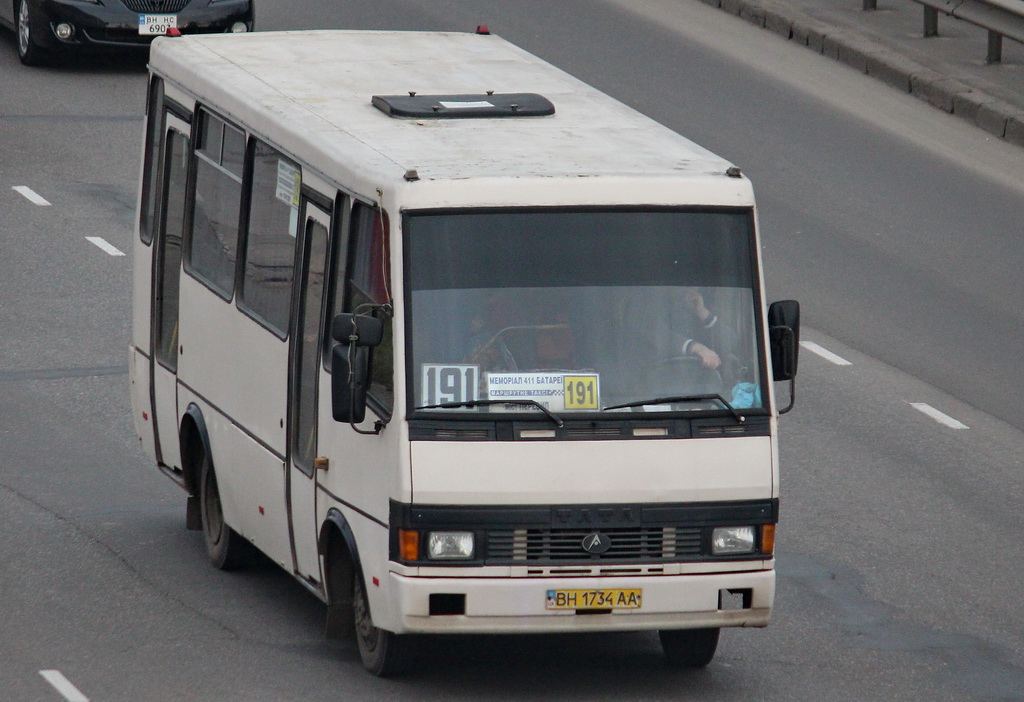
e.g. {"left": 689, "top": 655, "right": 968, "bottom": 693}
{"left": 139, "top": 14, "right": 177, "bottom": 35}
{"left": 546, "top": 588, "right": 642, "bottom": 610}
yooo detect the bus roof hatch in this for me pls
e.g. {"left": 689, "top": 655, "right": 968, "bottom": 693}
{"left": 371, "top": 92, "right": 555, "bottom": 119}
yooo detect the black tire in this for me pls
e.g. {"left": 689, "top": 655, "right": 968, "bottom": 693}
{"left": 199, "top": 451, "right": 252, "bottom": 570}
{"left": 353, "top": 571, "right": 409, "bottom": 676}
{"left": 323, "top": 537, "right": 354, "bottom": 640}
{"left": 16, "top": 0, "right": 49, "bottom": 66}
{"left": 659, "top": 627, "right": 720, "bottom": 668}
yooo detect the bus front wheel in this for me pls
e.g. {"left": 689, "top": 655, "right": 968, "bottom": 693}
{"left": 353, "top": 571, "right": 408, "bottom": 676}
{"left": 199, "top": 453, "right": 252, "bottom": 569}
{"left": 659, "top": 627, "right": 720, "bottom": 668}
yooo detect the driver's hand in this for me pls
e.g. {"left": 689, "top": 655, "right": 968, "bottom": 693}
{"left": 690, "top": 342, "right": 721, "bottom": 370}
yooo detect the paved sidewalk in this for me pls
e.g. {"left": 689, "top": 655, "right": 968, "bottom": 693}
{"left": 702, "top": 0, "right": 1024, "bottom": 147}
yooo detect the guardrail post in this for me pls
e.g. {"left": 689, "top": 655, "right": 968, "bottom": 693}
{"left": 924, "top": 6, "right": 939, "bottom": 36}
{"left": 987, "top": 30, "right": 1003, "bottom": 63}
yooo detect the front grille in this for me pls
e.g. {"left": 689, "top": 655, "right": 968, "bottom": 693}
{"left": 564, "top": 427, "right": 625, "bottom": 438}
{"left": 433, "top": 428, "right": 492, "bottom": 439}
{"left": 695, "top": 424, "right": 753, "bottom": 437}
{"left": 393, "top": 499, "right": 777, "bottom": 567}
{"left": 486, "top": 526, "right": 702, "bottom": 563}
{"left": 121, "top": 0, "right": 192, "bottom": 12}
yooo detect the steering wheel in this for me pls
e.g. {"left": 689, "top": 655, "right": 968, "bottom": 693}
{"left": 655, "top": 355, "right": 724, "bottom": 395}
{"left": 467, "top": 330, "right": 519, "bottom": 371}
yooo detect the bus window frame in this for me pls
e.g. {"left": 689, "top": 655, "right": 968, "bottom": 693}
{"left": 235, "top": 135, "right": 309, "bottom": 341}
{"left": 153, "top": 124, "right": 194, "bottom": 374}
{"left": 182, "top": 105, "right": 247, "bottom": 302}
{"left": 139, "top": 75, "right": 164, "bottom": 247}
{"left": 329, "top": 200, "right": 394, "bottom": 421}
{"left": 321, "top": 194, "right": 353, "bottom": 374}
{"left": 139, "top": 83, "right": 193, "bottom": 248}
{"left": 289, "top": 192, "right": 334, "bottom": 475}
{"left": 400, "top": 205, "right": 770, "bottom": 423}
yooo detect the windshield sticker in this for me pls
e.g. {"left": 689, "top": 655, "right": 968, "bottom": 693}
{"left": 276, "top": 160, "right": 301, "bottom": 237}
{"left": 486, "top": 372, "right": 599, "bottom": 412}
{"left": 275, "top": 160, "right": 301, "bottom": 206}
{"left": 421, "top": 364, "right": 481, "bottom": 406}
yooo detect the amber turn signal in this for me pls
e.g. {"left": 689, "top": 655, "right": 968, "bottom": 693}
{"left": 761, "top": 524, "right": 776, "bottom": 555}
{"left": 399, "top": 529, "right": 420, "bottom": 561}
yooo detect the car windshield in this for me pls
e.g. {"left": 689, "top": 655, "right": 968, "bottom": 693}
{"left": 406, "top": 208, "right": 766, "bottom": 417}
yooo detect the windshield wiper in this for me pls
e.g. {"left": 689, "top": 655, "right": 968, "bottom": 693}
{"left": 602, "top": 393, "right": 743, "bottom": 422}
{"left": 415, "top": 399, "right": 565, "bottom": 428}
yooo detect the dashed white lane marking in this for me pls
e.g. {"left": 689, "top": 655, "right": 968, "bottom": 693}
{"left": 13, "top": 186, "right": 51, "bottom": 206}
{"left": 909, "top": 402, "right": 969, "bottom": 430}
{"left": 39, "top": 670, "right": 89, "bottom": 702}
{"left": 799, "top": 340, "right": 852, "bottom": 366}
{"left": 85, "top": 237, "right": 125, "bottom": 256}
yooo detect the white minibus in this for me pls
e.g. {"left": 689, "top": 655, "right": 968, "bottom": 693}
{"left": 130, "top": 28, "right": 800, "bottom": 676}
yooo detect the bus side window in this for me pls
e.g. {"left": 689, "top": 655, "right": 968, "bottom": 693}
{"left": 139, "top": 76, "right": 164, "bottom": 246}
{"left": 239, "top": 139, "right": 301, "bottom": 336}
{"left": 187, "top": 109, "right": 244, "bottom": 298}
{"left": 155, "top": 129, "right": 190, "bottom": 370}
{"left": 345, "top": 203, "right": 393, "bottom": 416}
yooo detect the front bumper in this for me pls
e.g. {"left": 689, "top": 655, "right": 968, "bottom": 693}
{"left": 32, "top": 0, "right": 252, "bottom": 51}
{"left": 388, "top": 568, "right": 775, "bottom": 634}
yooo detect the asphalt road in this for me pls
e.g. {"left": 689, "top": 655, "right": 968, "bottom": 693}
{"left": 1, "top": 0, "right": 1022, "bottom": 699}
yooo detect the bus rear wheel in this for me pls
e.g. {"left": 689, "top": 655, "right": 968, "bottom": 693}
{"left": 659, "top": 627, "right": 720, "bottom": 668}
{"left": 353, "top": 571, "right": 408, "bottom": 676}
{"left": 199, "top": 452, "right": 252, "bottom": 569}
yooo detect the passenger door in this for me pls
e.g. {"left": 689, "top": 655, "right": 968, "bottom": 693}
{"left": 150, "top": 114, "right": 192, "bottom": 470}
{"left": 287, "top": 198, "right": 332, "bottom": 583}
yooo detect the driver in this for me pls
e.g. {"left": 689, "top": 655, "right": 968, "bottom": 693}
{"left": 680, "top": 288, "right": 731, "bottom": 370}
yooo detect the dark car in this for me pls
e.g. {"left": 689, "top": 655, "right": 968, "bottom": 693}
{"left": 0, "top": 0, "right": 253, "bottom": 66}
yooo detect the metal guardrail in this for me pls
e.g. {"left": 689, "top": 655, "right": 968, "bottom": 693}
{"left": 863, "top": 0, "right": 1024, "bottom": 62}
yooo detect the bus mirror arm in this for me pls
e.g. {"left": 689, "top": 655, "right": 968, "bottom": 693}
{"left": 768, "top": 300, "right": 800, "bottom": 414}
{"left": 776, "top": 372, "right": 796, "bottom": 415}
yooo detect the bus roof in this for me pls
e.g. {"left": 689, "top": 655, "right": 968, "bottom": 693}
{"left": 149, "top": 30, "right": 746, "bottom": 203}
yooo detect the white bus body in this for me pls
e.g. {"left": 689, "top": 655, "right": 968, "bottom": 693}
{"left": 130, "top": 29, "right": 800, "bottom": 675}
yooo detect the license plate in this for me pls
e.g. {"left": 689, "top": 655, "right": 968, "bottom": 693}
{"left": 546, "top": 588, "right": 642, "bottom": 610}
{"left": 139, "top": 15, "right": 177, "bottom": 35}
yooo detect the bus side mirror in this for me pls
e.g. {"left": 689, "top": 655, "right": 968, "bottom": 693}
{"left": 331, "top": 313, "right": 383, "bottom": 347}
{"left": 768, "top": 300, "right": 800, "bottom": 414}
{"left": 332, "top": 344, "right": 370, "bottom": 423}
{"left": 768, "top": 300, "right": 800, "bottom": 381}
{"left": 331, "top": 313, "right": 383, "bottom": 424}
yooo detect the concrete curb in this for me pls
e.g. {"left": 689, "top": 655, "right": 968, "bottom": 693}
{"left": 700, "top": 0, "right": 1024, "bottom": 147}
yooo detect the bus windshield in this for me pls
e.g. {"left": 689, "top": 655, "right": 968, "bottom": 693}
{"left": 406, "top": 208, "right": 766, "bottom": 417}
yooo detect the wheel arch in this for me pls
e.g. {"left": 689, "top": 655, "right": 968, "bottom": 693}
{"left": 320, "top": 508, "right": 363, "bottom": 639}
{"left": 179, "top": 403, "right": 212, "bottom": 497}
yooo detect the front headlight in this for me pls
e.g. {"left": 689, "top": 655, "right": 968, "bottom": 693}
{"left": 428, "top": 531, "right": 475, "bottom": 559}
{"left": 711, "top": 526, "right": 756, "bottom": 555}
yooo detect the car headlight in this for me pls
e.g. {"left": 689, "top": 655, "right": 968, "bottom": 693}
{"left": 711, "top": 526, "right": 756, "bottom": 555}
{"left": 428, "top": 531, "right": 475, "bottom": 559}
